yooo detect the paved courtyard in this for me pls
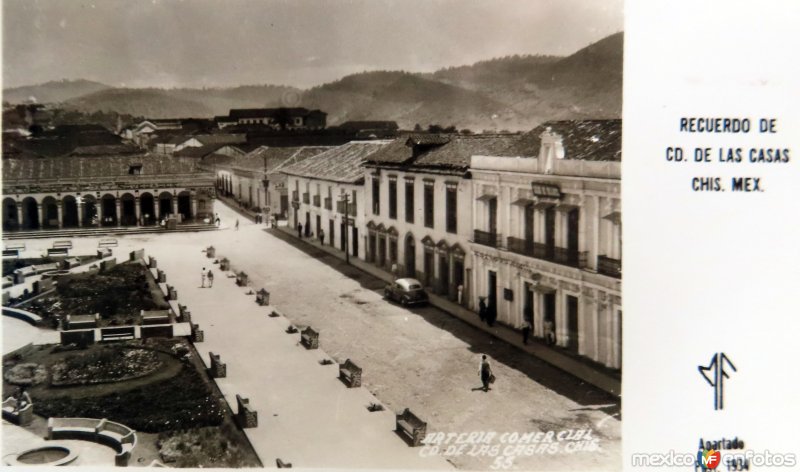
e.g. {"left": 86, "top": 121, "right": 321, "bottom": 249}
{"left": 2, "top": 200, "right": 621, "bottom": 470}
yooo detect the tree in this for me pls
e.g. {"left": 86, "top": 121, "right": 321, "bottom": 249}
{"left": 413, "top": 123, "right": 423, "bottom": 132}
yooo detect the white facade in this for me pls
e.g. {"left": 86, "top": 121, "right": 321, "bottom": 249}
{"left": 469, "top": 146, "right": 622, "bottom": 368}
{"left": 364, "top": 169, "right": 474, "bottom": 304}
{"left": 287, "top": 176, "right": 365, "bottom": 259}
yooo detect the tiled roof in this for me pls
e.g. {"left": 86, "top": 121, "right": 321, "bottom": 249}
{"left": 508, "top": 119, "right": 622, "bottom": 161}
{"left": 173, "top": 143, "right": 227, "bottom": 158}
{"left": 69, "top": 144, "right": 143, "bottom": 156}
{"left": 228, "top": 108, "right": 326, "bottom": 119}
{"left": 230, "top": 146, "right": 331, "bottom": 173}
{"left": 365, "top": 134, "right": 519, "bottom": 171}
{"left": 336, "top": 121, "right": 399, "bottom": 131}
{"left": 3, "top": 155, "right": 200, "bottom": 181}
{"left": 193, "top": 134, "right": 247, "bottom": 146}
{"left": 281, "top": 141, "right": 391, "bottom": 183}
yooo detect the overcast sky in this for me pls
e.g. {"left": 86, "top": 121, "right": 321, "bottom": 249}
{"left": 3, "top": 0, "right": 622, "bottom": 89}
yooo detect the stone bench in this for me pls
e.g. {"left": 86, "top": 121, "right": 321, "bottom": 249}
{"left": 5, "top": 242, "right": 26, "bottom": 251}
{"left": 2, "top": 249, "right": 19, "bottom": 258}
{"left": 48, "top": 417, "right": 137, "bottom": 466}
{"left": 338, "top": 359, "right": 362, "bottom": 388}
{"left": 33, "top": 278, "right": 55, "bottom": 294}
{"left": 220, "top": 258, "right": 230, "bottom": 271}
{"left": 97, "top": 247, "right": 113, "bottom": 258}
{"left": 100, "top": 258, "right": 116, "bottom": 272}
{"left": 2, "top": 397, "right": 33, "bottom": 426}
{"left": 47, "top": 247, "right": 70, "bottom": 256}
{"left": 300, "top": 327, "right": 319, "bottom": 350}
{"left": 206, "top": 246, "right": 216, "bottom": 258}
{"left": 157, "top": 269, "right": 166, "bottom": 283}
{"left": 191, "top": 323, "right": 204, "bottom": 343}
{"left": 129, "top": 249, "right": 145, "bottom": 261}
{"left": 148, "top": 256, "right": 157, "bottom": 269}
{"left": 98, "top": 238, "right": 118, "bottom": 248}
{"left": 66, "top": 314, "right": 99, "bottom": 330}
{"left": 141, "top": 309, "right": 170, "bottom": 325}
{"left": 209, "top": 352, "right": 226, "bottom": 378}
{"left": 100, "top": 326, "right": 135, "bottom": 341}
{"left": 236, "top": 271, "right": 249, "bottom": 287}
{"left": 61, "top": 257, "right": 81, "bottom": 269}
{"left": 395, "top": 408, "right": 427, "bottom": 447}
{"left": 166, "top": 285, "right": 177, "bottom": 301}
{"left": 235, "top": 394, "right": 257, "bottom": 429}
{"left": 256, "top": 289, "right": 270, "bottom": 306}
{"left": 178, "top": 304, "right": 192, "bottom": 323}
{"left": 53, "top": 240, "right": 73, "bottom": 250}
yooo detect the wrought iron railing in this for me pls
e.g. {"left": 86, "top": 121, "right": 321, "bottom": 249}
{"left": 597, "top": 255, "right": 622, "bottom": 278}
{"left": 474, "top": 230, "right": 501, "bottom": 248}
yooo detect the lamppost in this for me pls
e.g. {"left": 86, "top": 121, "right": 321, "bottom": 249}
{"left": 262, "top": 154, "right": 270, "bottom": 218}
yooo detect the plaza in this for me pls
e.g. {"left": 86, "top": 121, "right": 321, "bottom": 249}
{"left": 2, "top": 200, "right": 620, "bottom": 470}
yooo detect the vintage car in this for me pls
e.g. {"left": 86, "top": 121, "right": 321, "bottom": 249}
{"left": 383, "top": 278, "right": 428, "bottom": 306}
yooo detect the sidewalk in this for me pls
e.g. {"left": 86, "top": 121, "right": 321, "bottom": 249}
{"left": 273, "top": 226, "right": 621, "bottom": 397}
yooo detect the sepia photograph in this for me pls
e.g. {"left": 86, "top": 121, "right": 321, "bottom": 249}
{"left": 1, "top": 1, "right": 622, "bottom": 470}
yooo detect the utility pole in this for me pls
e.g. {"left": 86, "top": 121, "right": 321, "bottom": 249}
{"left": 341, "top": 192, "right": 350, "bottom": 265}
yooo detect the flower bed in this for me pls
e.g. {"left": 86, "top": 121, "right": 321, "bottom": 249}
{"left": 50, "top": 348, "right": 162, "bottom": 386}
{"left": 4, "top": 363, "right": 47, "bottom": 386}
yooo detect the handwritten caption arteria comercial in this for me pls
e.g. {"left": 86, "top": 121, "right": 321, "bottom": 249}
{"left": 665, "top": 117, "right": 791, "bottom": 193}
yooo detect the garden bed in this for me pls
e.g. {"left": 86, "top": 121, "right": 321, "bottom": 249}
{"left": 50, "top": 347, "right": 162, "bottom": 386}
{"left": 23, "top": 261, "right": 169, "bottom": 328}
{"left": 2, "top": 256, "right": 97, "bottom": 277}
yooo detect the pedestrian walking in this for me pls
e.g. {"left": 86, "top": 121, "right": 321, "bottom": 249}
{"left": 319, "top": 228, "right": 325, "bottom": 245}
{"left": 235, "top": 219, "right": 240, "bottom": 231}
{"left": 391, "top": 262, "right": 398, "bottom": 277}
{"left": 521, "top": 319, "right": 532, "bottom": 345}
{"left": 297, "top": 223, "right": 303, "bottom": 238}
{"left": 201, "top": 267, "right": 207, "bottom": 288}
{"left": 206, "top": 268, "right": 214, "bottom": 288}
{"left": 478, "top": 297, "right": 487, "bottom": 323}
{"left": 479, "top": 355, "right": 494, "bottom": 392}
{"left": 215, "top": 213, "right": 221, "bottom": 227}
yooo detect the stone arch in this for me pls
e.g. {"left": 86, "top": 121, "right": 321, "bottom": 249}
{"left": 40, "top": 196, "right": 59, "bottom": 229}
{"left": 158, "top": 192, "right": 173, "bottom": 219}
{"left": 3, "top": 197, "right": 20, "bottom": 231}
{"left": 177, "top": 190, "right": 192, "bottom": 220}
{"left": 100, "top": 193, "right": 117, "bottom": 226}
{"left": 21, "top": 197, "right": 39, "bottom": 230}
{"left": 62, "top": 195, "right": 79, "bottom": 228}
{"left": 81, "top": 194, "right": 98, "bottom": 226}
{"left": 139, "top": 192, "right": 156, "bottom": 224}
{"left": 120, "top": 193, "right": 136, "bottom": 226}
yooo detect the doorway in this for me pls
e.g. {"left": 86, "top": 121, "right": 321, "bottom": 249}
{"left": 566, "top": 295, "right": 579, "bottom": 353}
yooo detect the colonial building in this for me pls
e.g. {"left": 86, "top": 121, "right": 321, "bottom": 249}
{"left": 225, "top": 108, "right": 327, "bottom": 130}
{"left": 283, "top": 141, "right": 392, "bottom": 259}
{"left": 469, "top": 120, "right": 622, "bottom": 369}
{"left": 204, "top": 146, "right": 330, "bottom": 218}
{"left": 2, "top": 154, "right": 215, "bottom": 230}
{"left": 362, "top": 134, "right": 519, "bottom": 305}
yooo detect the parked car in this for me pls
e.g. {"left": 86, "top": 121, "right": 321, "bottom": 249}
{"left": 384, "top": 278, "right": 428, "bottom": 306}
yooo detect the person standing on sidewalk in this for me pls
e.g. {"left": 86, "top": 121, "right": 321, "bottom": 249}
{"left": 297, "top": 223, "right": 303, "bottom": 238}
{"left": 478, "top": 297, "right": 487, "bottom": 323}
{"left": 201, "top": 267, "right": 207, "bottom": 288}
{"left": 235, "top": 219, "right": 240, "bottom": 231}
{"left": 215, "top": 213, "right": 221, "bottom": 227}
{"left": 521, "top": 319, "right": 532, "bottom": 345}
{"left": 479, "top": 355, "right": 494, "bottom": 392}
{"left": 206, "top": 268, "right": 214, "bottom": 288}
{"left": 319, "top": 228, "right": 325, "bottom": 245}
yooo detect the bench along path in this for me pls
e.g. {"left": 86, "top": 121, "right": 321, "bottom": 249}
{"left": 154, "top": 247, "right": 450, "bottom": 470}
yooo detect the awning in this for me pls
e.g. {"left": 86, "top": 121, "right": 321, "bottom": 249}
{"left": 475, "top": 194, "right": 497, "bottom": 202}
{"left": 603, "top": 211, "right": 622, "bottom": 225}
{"left": 533, "top": 285, "right": 557, "bottom": 294}
{"left": 555, "top": 203, "right": 580, "bottom": 212}
{"left": 511, "top": 198, "right": 535, "bottom": 207}
{"left": 533, "top": 201, "right": 555, "bottom": 210}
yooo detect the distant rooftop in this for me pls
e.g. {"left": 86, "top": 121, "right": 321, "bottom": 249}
{"left": 282, "top": 141, "right": 391, "bottom": 183}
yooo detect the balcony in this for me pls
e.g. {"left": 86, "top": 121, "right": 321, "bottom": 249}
{"left": 302, "top": 192, "right": 310, "bottom": 204}
{"left": 474, "top": 230, "right": 501, "bottom": 248}
{"left": 292, "top": 191, "right": 299, "bottom": 202}
{"left": 324, "top": 197, "right": 332, "bottom": 210}
{"left": 313, "top": 195, "right": 321, "bottom": 207}
{"left": 597, "top": 255, "right": 621, "bottom": 278}
{"left": 507, "top": 237, "right": 588, "bottom": 269}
